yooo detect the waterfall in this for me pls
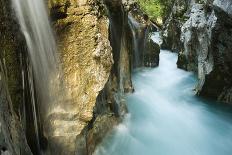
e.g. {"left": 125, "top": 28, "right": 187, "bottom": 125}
{"left": 128, "top": 15, "right": 141, "bottom": 68}
{"left": 12, "top": 0, "right": 59, "bottom": 96}
{"left": 11, "top": 0, "right": 61, "bottom": 153}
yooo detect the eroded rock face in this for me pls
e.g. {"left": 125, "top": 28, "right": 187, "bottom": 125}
{"left": 164, "top": 0, "right": 232, "bottom": 104}
{"left": 180, "top": 0, "right": 232, "bottom": 103}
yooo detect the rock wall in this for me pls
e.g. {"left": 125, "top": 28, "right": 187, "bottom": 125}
{"left": 163, "top": 0, "right": 232, "bottom": 104}
{"left": 46, "top": 0, "right": 114, "bottom": 154}
{"left": 87, "top": 1, "right": 160, "bottom": 154}
{"left": 200, "top": 0, "right": 232, "bottom": 103}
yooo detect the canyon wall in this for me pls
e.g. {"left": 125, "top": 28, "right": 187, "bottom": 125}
{"left": 0, "top": 0, "right": 159, "bottom": 154}
{"left": 163, "top": 0, "right": 232, "bottom": 104}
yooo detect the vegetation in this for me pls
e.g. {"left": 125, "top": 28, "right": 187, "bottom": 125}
{"left": 137, "top": 0, "right": 174, "bottom": 24}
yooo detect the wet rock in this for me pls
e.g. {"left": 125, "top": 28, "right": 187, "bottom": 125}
{"left": 144, "top": 39, "right": 160, "bottom": 67}
{"left": 0, "top": 0, "right": 160, "bottom": 154}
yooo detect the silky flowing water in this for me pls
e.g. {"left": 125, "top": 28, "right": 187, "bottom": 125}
{"left": 12, "top": 0, "right": 63, "bottom": 153}
{"left": 94, "top": 50, "right": 232, "bottom": 155}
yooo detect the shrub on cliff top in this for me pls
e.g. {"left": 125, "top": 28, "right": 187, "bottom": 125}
{"left": 137, "top": 0, "right": 174, "bottom": 24}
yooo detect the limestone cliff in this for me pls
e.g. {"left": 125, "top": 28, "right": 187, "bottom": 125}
{"left": 163, "top": 0, "right": 232, "bottom": 104}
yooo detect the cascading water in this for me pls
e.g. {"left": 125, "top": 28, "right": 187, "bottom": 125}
{"left": 12, "top": 0, "right": 61, "bottom": 153}
{"left": 12, "top": 0, "right": 58, "bottom": 85}
{"left": 128, "top": 15, "right": 142, "bottom": 68}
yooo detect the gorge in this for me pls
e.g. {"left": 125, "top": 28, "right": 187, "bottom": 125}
{"left": 0, "top": 0, "right": 232, "bottom": 155}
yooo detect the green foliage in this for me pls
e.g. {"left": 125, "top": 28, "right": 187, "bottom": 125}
{"left": 137, "top": 0, "right": 173, "bottom": 22}
{"left": 137, "top": 0, "right": 162, "bottom": 20}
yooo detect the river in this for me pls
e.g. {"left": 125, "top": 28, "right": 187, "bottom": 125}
{"left": 94, "top": 47, "right": 232, "bottom": 155}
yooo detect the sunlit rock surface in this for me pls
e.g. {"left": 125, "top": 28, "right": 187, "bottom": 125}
{"left": 47, "top": 0, "right": 114, "bottom": 154}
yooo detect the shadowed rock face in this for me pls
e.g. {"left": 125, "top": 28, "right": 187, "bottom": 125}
{"left": 85, "top": 0, "right": 134, "bottom": 153}
{"left": 0, "top": 0, "right": 32, "bottom": 154}
{"left": 164, "top": 0, "right": 232, "bottom": 104}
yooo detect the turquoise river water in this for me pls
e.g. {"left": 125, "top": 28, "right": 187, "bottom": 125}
{"left": 94, "top": 50, "right": 232, "bottom": 155}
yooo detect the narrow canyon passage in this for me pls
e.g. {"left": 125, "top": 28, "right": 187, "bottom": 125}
{"left": 94, "top": 50, "right": 232, "bottom": 155}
